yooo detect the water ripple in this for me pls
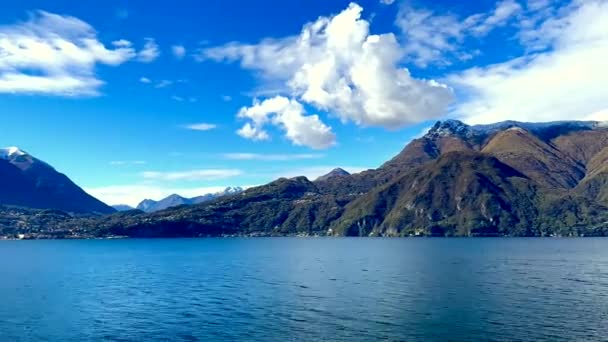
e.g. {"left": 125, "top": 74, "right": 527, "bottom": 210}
{"left": 1, "top": 238, "right": 608, "bottom": 341}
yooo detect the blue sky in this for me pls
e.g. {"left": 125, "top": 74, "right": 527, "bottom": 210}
{"left": 0, "top": 0, "right": 606, "bottom": 206}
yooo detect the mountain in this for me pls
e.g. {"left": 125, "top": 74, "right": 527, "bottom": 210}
{"left": 136, "top": 194, "right": 190, "bottom": 213}
{"left": 316, "top": 168, "right": 350, "bottom": 181}
{"left": 108, "top": 119, "right": 608, "bottom": 237}
{"left": 191, "top": 187, "right": 244, "bottom": 204}
{"left": 0, "top": 147, "right": 114, "bottom": 214}
{"left": 112, "top": 205, "right": 135, "bottom": 211}
{"left": 136, "top": 187, "right": 244, "bottom": 213}
{"left": 136, "top": 199, "right": 157, "bottom": 212}
{"left": 6, "top": 119, "right": 608, "bottom": 238}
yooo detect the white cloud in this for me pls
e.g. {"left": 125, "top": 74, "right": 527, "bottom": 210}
{"left": 223, "top": 153, "right": 324, "bottom": 161}
{"left": 138, "top": 38, "right": 160, "bottom": 62}
{"left": 185, "top": 123, "right": 217, "bottom": 131}
{"left": 86, "top": 185, "right": 240, "bottom": 207}
{"left": 472, "top": 0, "right": 523, "bottom": 36}
{"left": 0, "top": 11, "right": 136, "bottom": 96}
{"left": 155, "top": 80, "right": 173, "bottom": 88}
{"left": 222, "top": 95, "right": 232, "bottom": 101}
{"left": 139, "top": 77, "right": 151, "bottom": 83}
{"left": 142, "top": 169, "right": 243, "bottom": 181}
{"left": 172, "top": 45, "right": 186, "bottom": 59}
{"left": 237, "top": 96, "right": 336, "bottom": 149}
{"left": 380, "top": 0, "right": 395, "bottom": 5}
{"left": 396, "top": 0, "right": 522, "bottom": 67}
{"left": 201, "top": 3, "right": 453, "bottom": 147}
{"left": 449, "top": 0, "right": 608, "bottom": 124}
{"left": 113, "top": 39, "right": 132, "bottom": 48}
{"left": 526, "top": 0, "right": 551, "bottom": 11}
{"left": 171, "top": 95, "right": 184, "bottom": 102}
{"left": 237, "top": 123, "right": 270, "bottom": 141}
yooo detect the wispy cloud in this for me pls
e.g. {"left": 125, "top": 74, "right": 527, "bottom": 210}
{"left": 142, "top": 169, "right": 243, "bottom": 181}
{"left": 396, "top": 0, "right": 522, "bottom": 67}
{"left": 185, "top": 123, "right": 217, "bottom": 131}
{"left": 172, "top": 45, "right": 186, "bottom": 59}
{"left": 223, "top": 153, "right": 324, "bottom": 161}
{"left": 222, "top": 95, "right": 232, "bottom": 102}
{"left": 449, "top": 0, "right": 608, "bottom": 124}
{"left": 109, "top": 160, "right": 147, "bottom": 166}
{"left": 138, "top": 38, "right": 160, "bottom": 62}
{"left": 155, "top": 80, "right": 173, "bottom": 88}
{"left": 145, "top": 79, "right": 186, "bottom": 89}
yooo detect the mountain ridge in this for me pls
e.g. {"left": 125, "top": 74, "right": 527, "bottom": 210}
{"left": 0, "top": 147, "right": 115, "bottom": 214}
{"left": 4, "top": 119, "right": 608, "bottom": 238}
{"left": 136, "top": 187, "right": 244, "bottom": 212}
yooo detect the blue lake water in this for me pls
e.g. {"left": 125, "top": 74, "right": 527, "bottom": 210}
{"left": 1, "top": 238, "right": 608, "bottom": 341}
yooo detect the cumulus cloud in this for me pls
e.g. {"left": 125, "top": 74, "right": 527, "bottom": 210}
{"left": 396, "top": 0, "right": 522, "bottom": 67}
{"left": 449, "top": 0, "right": 608, "bottom": 124}
{"left": 138, "top": 38, "right": 160, "bottom": 62}
{"left": 142, "top": 169, "right": 243, "bottom": 181}
{"left": 200, "top": 3, "right": 453, "bottom": 148}
{"left": 236, "top": 123, "right": 270, "bottom": 141}
{"left": 0, "top": 10, "right": 137, "bottom": 96}
{"left": 185, "top": 123, "right": 217, "bottom": 131}
{"left": 172, "top": 45, "right": 186, "bottom": 59}
{"left": 237, "top": 96, "right": 336, "bottom": 149}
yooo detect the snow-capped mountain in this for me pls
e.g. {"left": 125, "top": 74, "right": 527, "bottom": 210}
{"left": 0, "top": 146, "right": 27, "bottom": 160}
{"left": 136, "top": 187, "right": 244, "bottom": 213}
{"left": 422, "top": 120, "right": 605, "bottom": 146}
{"left": 0, "top": 146, "right": 115, "bottom": 214}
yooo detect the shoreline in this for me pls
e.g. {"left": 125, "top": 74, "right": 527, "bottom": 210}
{"left": 1, "top": 234, "right": 603, "bottom": 240}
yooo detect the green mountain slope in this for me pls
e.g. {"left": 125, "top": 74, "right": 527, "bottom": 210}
{"left": 5, "top": 120, "right": 608, "bottom": 238}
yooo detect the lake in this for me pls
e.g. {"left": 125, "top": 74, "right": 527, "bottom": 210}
{"left": 1, "top": 238, "right": 607, "bottom": 341}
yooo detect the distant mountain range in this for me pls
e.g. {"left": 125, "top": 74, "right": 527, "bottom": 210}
{"left": 0, "top": 147, "right": 114, "bottom": 214}
{"left": 112, "top": 205, "right": 135, "bottom": 212}
{"left": 134, "top": 187, "right": 244, "bottom": 213}
{"left": 4, "top": 119, "right": 608, "bottom": 238}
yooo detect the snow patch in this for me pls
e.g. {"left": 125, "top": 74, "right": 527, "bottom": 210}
{"left": 0, "top": 146, "right": 27, "bottom": 160}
